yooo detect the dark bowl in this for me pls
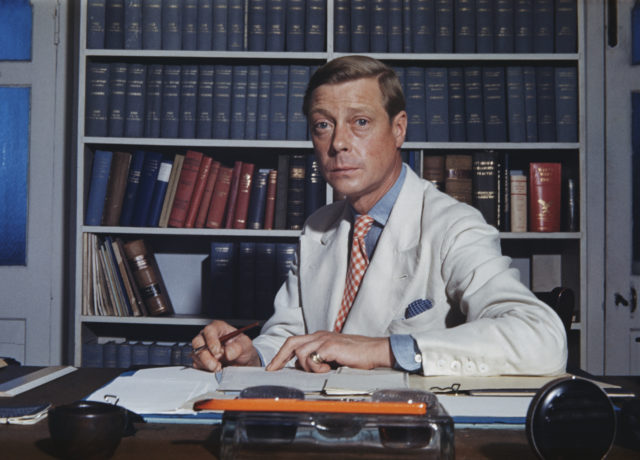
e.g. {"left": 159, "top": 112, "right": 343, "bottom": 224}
{"left": 48, "top": 400, "right": 126, "bottom": 460}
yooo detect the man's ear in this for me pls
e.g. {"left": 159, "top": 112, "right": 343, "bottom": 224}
{"left": 392, "top": 110, "right": 408, "bottom": 147}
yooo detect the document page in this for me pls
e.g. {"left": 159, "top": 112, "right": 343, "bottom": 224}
{"left": 216, "top": 366, "right": 332, "bottom": 393}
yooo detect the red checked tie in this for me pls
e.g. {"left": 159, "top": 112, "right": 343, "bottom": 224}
{"left": 333, "top": 214, "right": 375, "bottom": 332}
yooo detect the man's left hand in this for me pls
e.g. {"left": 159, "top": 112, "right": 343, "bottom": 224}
{"left": 265, "top": 331, "right": 394, "bottom": 373}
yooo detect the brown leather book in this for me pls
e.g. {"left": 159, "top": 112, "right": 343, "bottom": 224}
{"left": 422, "top": 154, "right": 445, "bottom": 191}
{"left": 101, "top": 151, "right": 132, "bottom": 226}
{"left": 529, "top": 162, "right": 562, "bottom": 232}
{"left": 263, "top": 169, "right": 278, "bottom": 230}
{"left": 205, "top": 166, "right": 234, "bottom": 228}
{"left": 224, "top": 161, "right": 244, "bottom": 228}
{"left": 183, "top": 155, "right": 213, "bottom": 228}
{"left": 168, "top": 150, "right": 203, "bottom": 228}
{"left": 111, "top": 237, "right": 146, "bottom": 316}
{"left": 444, "top": 154, "right": 472, "bottom": 205}
{"left": 194, "top": 160, "right": 221, "bottom": 228}
{"left": 123, "top": 239, "right": 173, "bottom": 316}
{"left": 232, "top": 162, "right": 256, "bottom": 229}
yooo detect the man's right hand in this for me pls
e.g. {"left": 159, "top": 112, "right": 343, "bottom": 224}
{"left": 190, "top": 320, "right": 261, "bottom": 372}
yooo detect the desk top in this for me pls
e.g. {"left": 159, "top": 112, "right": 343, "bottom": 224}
{"left": 1, "top": 367, "right": 638, "bottom": 460}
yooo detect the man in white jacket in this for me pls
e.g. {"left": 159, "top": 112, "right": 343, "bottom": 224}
{"left": 191, "top": 56, "right": 567, "bottom": 376}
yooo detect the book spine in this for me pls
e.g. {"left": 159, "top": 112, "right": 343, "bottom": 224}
{"left": 212, "top": 0, "right": 229, "bottom": 50}
{"left": 161, "top": 64, "right": 181, "bottom": 138}
{"left": 506, "top": 66, "right": 526, "bottom": 142}
{"left": 85, "top": 150, "right": 113, "bottom": 226}
{"left": 87, "top": 0, "right": 106, "bottom": 49}
{"left": 142, "top": 0, "right": 162, "bottom": 50}
{"left": 256, "top": 64, "right": 272, "bottom": 140}
{"left": 334, "top": 0, "right": 350, "bottom": 52}
{"left": 472, "top": 150, "right": 498, "bottom": 227}
{"left": 181, "top": 0, "right": 198, "bottom": 50}
{"left": 224, "top": 161, "right": 244, "bottom": 228}
{"left": 149, "top": 343, "right": 172, "bottom": 365}
{"left": 146, "top": 158, "right": 172, "bottom": 228}
{"left": 388, "top": 0, "right": 404, "bottom": 52}
{"left": 130, "top": 151, "right": 163, "bottom": 227}
{"left": 116, "top": 342, "right": 132, "bottom": 367}
{"left": 435, "top": 0, "right": 454, "bottom": 53}
{"left": 85, "top": 61, "right": 110, "bottom": 137}
{"left": 119, "top": 150, "right": 146, "bottom": 226}
{"left": 555, "top": 0, "right": 577, "bottom": 53}
{"left": 350, "top": 0, "right": 369, "bottom": 53}
{"left": 103, "top": 341, "right": 118, "bottom": 366}
{"left": 535, "top": 66, "right": 556, "bottom": 142}
{"left": 510, "top": 170, "right": 527, "bottom": 232}
{"left": 205, "top": 165, "right": 233, "bottom": 228}
{"left": 514, "top": 0, "right": 533, "bottom": 53}
{"left": 501, "top": 152, "right": 511, "bottom": 232}
{"left": 206, "top": 242, "right": 235, "bottom": 317}
{"left": 494, "top": 0, "right": 514, "bottom": 53}
{"left": 422, "top": 154, "right": 445, "bottom": 191}
{"left": 184, "top": 155, "right": 213, "bottom": 228}
{"left": 529, "top": 162, "right": 562, "bottom": 232}
{"left": 245, "top": 65, "right": 260, "bottom": 140}
{"left": 194, "top": 160, "right": 221, "bottom": 228}
{"left": 464, "top": 66, "right": 484, "bottom": 142}
{"left": 287, "top": 154, "right": 306, "bottom": 230}
{"left": 263, "top": 169, "right": 278, "bottom": 230}
{"left": 230, "top": 65, "right": 249, "bottom": 139}
{"left": 158, "top": 153, "right": 185, "bottom": 228}
{"left": 305, "top": 0, "right": 326, "bottom": 51}
{"left": 236, "top": 242, "right": 256, "bottom": 318}
{"left": 533, "top": 0, "right": 554, "bottom": 53}
{"left": 105, "top": 0, "right": 125, "bottom": 49}
{"left": 179, "top": 64, "right": 198, "bottom": 139}
{"left": 454, "top": 0, "right": 476, "bottom": 53}
{"left": 482, "top": 66, "right": 508, "bottom": 142}
{"left": 107, "top": 62, "right": 127, "bottom": 137}
{"left": 131, "top": 342, "right": 150, "bottom": 366}
{"left": 197, "top": 0, "right": 213, "bottom": 50}
{"left": 168, "top": 150, "right": 203, "bottom": 228}
{"left": 403, "top": 0, "right": 412, "bottom": 52}
{"left": 247, "top": 168, "right": 270, "bottom": 229}
{"left": 286, "top": 0, "right": 306, "bottom": 52}
{"left": 304, "top": 154, "right": 325, "bottom": 218}
{"left": 196, "top": 64, "right": 214, "bottom": 139}
{"left": 448, "top": 66, "right": 466, "bottom": 142}
{"left": 254, "top": 243, "right": 277, "bottom": 319}
{"left": 444, "top": 154, "right": 472, "bottom": 205}
{"left": 144, "top": 63, "right": 163, "bottom": 138}
{"left": 101, "top": 150, "right": 132, "bottom": 226}
{"left": 266, "top": 0, "right": 285, "bottom": 51}
{"left": 274, "top": 153, "right": 289, "bottom": 229}
{"left": 123, "top": 0, "right": 141, "bottom": 49}
{"left": 634, "top": 1, "right": 640, "bottom": 65}
{"left": 425, "top": 67, "right": 449, "bottom": 142}
{"left": 287, "top": 65, "right": 309, "bottom": 140}
{"left": 554, "top": 66, "right": 578, "bottom": 143}
{"left": 523, "top": 66, "right": 538, "bottom": 142}
{"left": 370, "top": 0, "right": 388, "bottom": 53}
{"left": 212, "top": 64, "right": 232, "bottom": 139}
{"left": 475, "top": 0, "right": 493, "bottom": 53}
{"left": 123, "top": 239, "right": 174, "bottom": 315}
{"left": 248, "top": 0, "right": 267, "bottom": 51}
{"left": 269, "top": 65, "right": 289, "bottom": 140}
{"left": 124, "top": 63, "right": 146, "bottom": 137}
{"left": 405, "top": 66, "right": 427, "bottom": 142}
{"left": 565, "top": 176, "right": 578, "bottom": 232}
{"left": 275, "top": 242, "right": 296, "bottom": 290}
{"left": 412, "top": 0, "right": 435, "bottom": 53}
{"left": 162, "top": 0, "right": 182, "bottom": 50}
{"left": 227, "top": 0, "right": 245, "bottom": 51}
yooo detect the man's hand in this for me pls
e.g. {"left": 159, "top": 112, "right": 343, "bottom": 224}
{"left": 191, "top": 320, "right": 261, "bottom": 372}
{"left": 265, "top": 331, "right": 394, "bottom": 373}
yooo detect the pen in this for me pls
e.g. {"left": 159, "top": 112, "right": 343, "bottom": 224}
{"left": 192, "top": 321, "right": 261, "bottom": 354}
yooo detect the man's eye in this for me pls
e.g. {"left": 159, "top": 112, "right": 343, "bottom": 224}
{"left": 356, "top": 119, "right": 368, "bottom": 127}
{"left": 314, "top": 121, "right": 329, "bottom": 130}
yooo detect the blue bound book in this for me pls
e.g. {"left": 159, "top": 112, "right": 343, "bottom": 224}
{"left": 170, "top": 343, "right": 182, "bottom": 365}
{"left": 230, "top": 65, "right": 248, "bottom": 139}
{"left": 514, "top": 0, "right": 533, "bottom": 53}
{"left": 403, "top": 0, "right": 412, "bottom": 52}
{"left": 275, "top": 243, "right": 296, "bottom": 290}
{"left": 124, "top": 63, "right": 146, "bottom": 137}
{"left": 236, "top": 242, "right": 257, "bottom": 319}
{"left": 248, "top": 0, "right": 266, "bottom": 51}
{"left": 245, "top": 65, "right": 260, "bottom": 140}
{"left": 257, "top": 65, "right": 271, "bottom": 140}
{"left": 105, "top": 0, "right": 124, "bottom": 49}
{"left": 351, "top": 0, "right": 369, "bottom": 52}
{"left": 405, "top": 66, "right": 427, "bottom": 142}
{"left": 523, "top": 66, "right": 537, "bottom": 142}
{"left": 533, "top": 0, "right": 554, "bottom": 53}
{"left": 255, "top": 243, "right": 277, "bottom": 320}
{"left": 535, "top": 66, "right": 556, "bottom": 142}
{"left": 412, "top": 0, "right": 435, "bottom": 53}
{"left": 179, "top": 65, "right": 198, "bottom": 139}
{"left": 266, "top": 0, "right": 286, "bottom": 51}
{"left": 475, "top": 0, "right": 493, "bottom": 53}
{"left": 162, "top": 0, "right": 182, "bottom": 50}
{"left": 180, "top": 344, "right": 193, "bottom": 366}
{"left": 388, "top": 0, "right": 403, "bottom": 52}
{"left": 131, "top": 342, "right": 150, "bottom": 367}
{"left": 85, "top": 61, "right": 110, "bottom": 137}
{"left": 197, "top": 64, "right": 214, "bottom": 139}
{"left": 161, "top": 65, "right": 181, "bottom": 138}
{"left": 228, "top": 0, "right": 245, "bottom": 50}
{"left": 506, "top": 66, "right": 526, "bottom": 142}
{"left": 182, "top": 0, "right": 198, "bottom": 50}
{"left": 370, "top": 0, "right": 388, "bottom": 53}
{"left": 287, "top": 154, "right": 306, "bottom": 230}
{"left": 448, "top": 66, "right": 466, "bottom": 141}
{"left": 425, "top": 67, "right": 449, "bottom": 142}
{"left": 149, "top": 343, "right": 172, "bottom": 365}
{"left": 207, "top": 242, "right": 236, "bottom": 318}
{"left": 435, "top": 0, "right": 454, "bottom": 53}
{"left": 144, "top": 63, "right": 163, "bottom": 138}
{"left": 304, "top": 154, "right": 325, "bottom": 218}
{"left": 116, "top": 342, "right": 132, "bottom": 368}
{"left": 213, "top": 64, "right": 232, "bottom": 139}
{"left": 85, "top": 150, "right": 113, "bottom": 226}
{"left": 555, "top": 0, "right": 577, "bottom": 53}
{"left": 87, "top": 0, "right": 106, "bottom": 49}
{"left": 464, "top": 66, "right": 484, "bottom": 142}
{"left": 286, "top": 0, "right": 305, "bottom": 52}
{"left": 454, "top": 0, "right": 476, "bottom": 53}
{"left": 146, "top": 158, "right": 173, "bottom": 227}
{"left": 494, "top": 0, "right": 514, "bottom": 53}
{"left": 269, "top": 65, "right": 289, "bottom": 140}
{"left": 334, "top": 0, "right": 350, "bottom": 52}
{"left": 119, "top": 150, "right": 145, "bottom": 226}
{"left": 554, "top": 66, "right": 578, "bottom": 142}
{"left": 287, "top": 65, "right": 309, "bottom": 140}
{"left": 82, "top": 342, "right": 104, "bottom": 367}
{"left": 123, "top": 0, "right": 142, "bottom": 49}
{"left": 212, "top": 0, "right": 228, "bottom": 50}
{"left": 107, "top": 62, "right": 127, "bottom": 137}
{"left": 131, "top": 151, "right": 163, "bottom": 226}
{"left": 197, "top": 0, "right": 213, "bottom": 50}
{"left": 142, "top": 0, "right": 162, "bottom": 49}
{"left": 247, "top": 168, "right": 270, "bottom": 229}
{"left": 305, "top": 0, "right": 326, "bottom": 51}
{"left": 482, "top": 66, "right": 507, "bottom": 142}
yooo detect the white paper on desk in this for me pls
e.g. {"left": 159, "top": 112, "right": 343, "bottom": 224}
{"left": 216, "top": 366, "right": 331, "bottom": 393}
{"left": 323, "top": 367, "right": 408, "bottom": 395}
{"left": 85, "top": 366, "right": 219, "bottom": 414}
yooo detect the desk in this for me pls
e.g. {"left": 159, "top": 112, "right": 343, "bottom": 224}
{"left": 1, "top": 368, "right": 638, "bottom": 459}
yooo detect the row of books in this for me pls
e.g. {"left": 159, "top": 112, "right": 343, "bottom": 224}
{"left": 82, "top": 340, "right": 195, "bottom": 368}
{"left": 397, "top": 65, "right": 577, "bottom": 143}
{"left": 87, "top": 0, "right": 326, "bottom": 52}
{"left": 85, "top": 149, "right": 326, "bottom": 230}
{"left": 85, "top": 62, "right": 314, "bottom": 140}
{"left": 336, "top": 0, "right": 577, "bottom": 54}
{"left": 425, "top": 153, "right": 576, "bottom": 232}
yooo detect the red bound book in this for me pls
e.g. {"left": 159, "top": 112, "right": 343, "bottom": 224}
{"left": 263, "top": 169, "right": 278, "bottom": 230}
{"left": 232, "top": 163, "right": 256, "bottom": 229}
{"left": 168, "top": 150, "right": 203, "bottom": 228}
{"left": 183, "top": 156, "right": 213, "bottom": 228}
{"left": 194, "top": 160, "right": 221, "bottom": 228}
{"left": 224, "top": 161, "right": 244, "bottom": 228}
{"left": 205, "top": 166, "right": 234, "bottom": 228}
{"left": 529, "top": 162, "right": 562, "bottom": 232}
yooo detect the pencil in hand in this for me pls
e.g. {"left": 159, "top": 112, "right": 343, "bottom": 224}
{"left": 192, "top": 321, "right": 260, "bottom": 355}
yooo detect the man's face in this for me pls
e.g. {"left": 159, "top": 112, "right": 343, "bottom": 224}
{"left": 307, "top": 77, "right": 407, "bottom": 213}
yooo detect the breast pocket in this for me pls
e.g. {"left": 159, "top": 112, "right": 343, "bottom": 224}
{"left": 388, "top": 297, "right": 449, "bottom": 334}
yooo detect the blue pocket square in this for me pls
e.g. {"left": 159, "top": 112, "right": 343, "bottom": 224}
{"left": 405, "top": 299, "right": 433, "bottom": 319}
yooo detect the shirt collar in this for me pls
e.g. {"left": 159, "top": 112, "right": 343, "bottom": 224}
{"left": 350, "top": 163, "right": 407, "bottom": 225}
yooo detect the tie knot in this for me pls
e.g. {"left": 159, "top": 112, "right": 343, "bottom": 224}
{"left": 354, "top": 215, "right": 374, "bottom": 239}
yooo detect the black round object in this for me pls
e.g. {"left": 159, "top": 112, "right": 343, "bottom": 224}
{"left": 526, "top": 377, "right": 616, "bottom": 460}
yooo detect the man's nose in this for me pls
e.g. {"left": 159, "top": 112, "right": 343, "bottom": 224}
{"left": 330, "top": 123, "right": 349, "bottom": 154}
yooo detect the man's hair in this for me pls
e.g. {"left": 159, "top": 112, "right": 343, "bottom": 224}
{"left": 302, "top": 55, "right": 406, "bottom": 121}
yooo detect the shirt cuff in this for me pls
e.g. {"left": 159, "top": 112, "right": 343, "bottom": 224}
{"left": 389, "top": 334, "right": 423, "bottom": 373}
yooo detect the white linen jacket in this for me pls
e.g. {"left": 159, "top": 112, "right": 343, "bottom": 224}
{"left": 253, "top": 167, "right": 568, "bottom": 376}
